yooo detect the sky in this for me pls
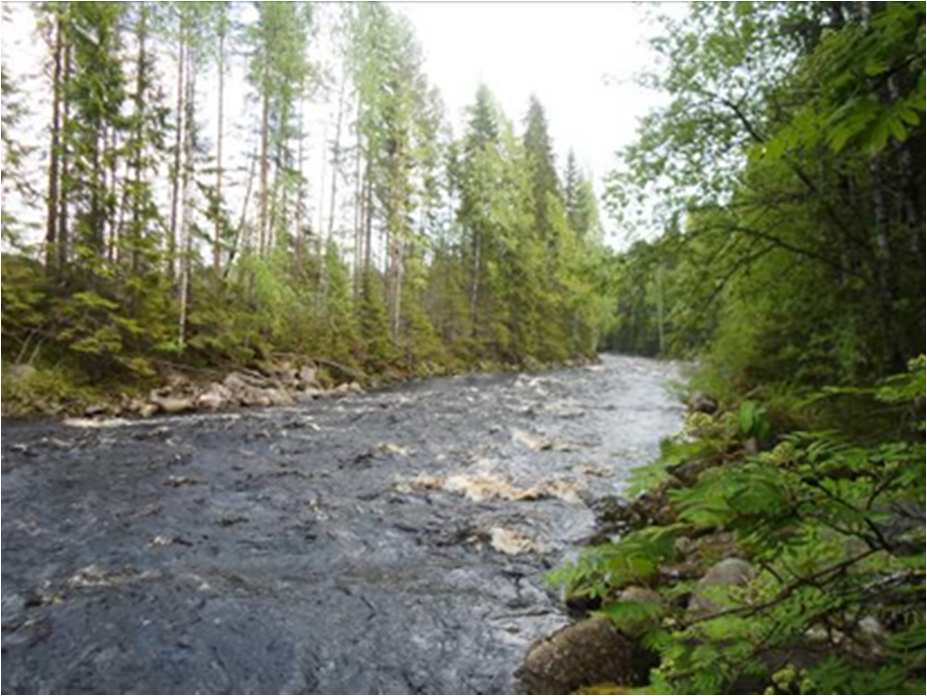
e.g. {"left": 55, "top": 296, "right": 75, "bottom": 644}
{"left": 393, "top": 1, "right": 678, "bottom": 246}
{"left": 2, "top": 2, "right": 683, "bottom": 251}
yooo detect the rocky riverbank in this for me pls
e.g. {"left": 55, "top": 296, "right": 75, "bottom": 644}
{"left": 3, "top": 356, "right": 598, "bottom": 420}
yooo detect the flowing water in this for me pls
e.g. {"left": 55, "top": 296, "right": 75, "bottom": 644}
{"left": 1, "top": 354, "right": 684, "bottom": 694}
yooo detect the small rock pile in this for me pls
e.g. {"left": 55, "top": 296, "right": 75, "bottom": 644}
{"left": 87, "top": 361, "right": 363, "bottom": 419}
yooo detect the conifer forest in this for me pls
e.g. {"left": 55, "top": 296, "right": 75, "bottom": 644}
{"left": 1, "top": 2, "right": 924, "bottom": 695}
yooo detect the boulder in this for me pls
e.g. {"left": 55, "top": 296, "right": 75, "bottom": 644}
{"left": 84, "top": 403, "right": 109, "bottom": 417}
{"left": 298, "top": 365, "right": 319, "bottom": 388}
{"left": 666, "top": 457, "right": 716, "bottom": 486}
{"left": 688, "top": 557, "right": 754, "bottom": 616}
{"left": 138, "top": 403, "right": 160, "bottom": 418}
{"left": 149, "top": 395, "right": 194, "bottom": 415}
{"left": 164, "top": 372, "right": 192, "bottom": 393}
{"left": 296, "top": 388, "right": 326, "bottom": 402}
{"left": 126, "top": 398, "right": 146, "bottom": 414}
{"left": 615, "top": 586, "right": 666, "bottom": 638}
{"left": 618, "top": 586, "right": 663, "bottom": 606}
{"left": 264, "top": 388, "right": 295, "bottom": 406}
{"left": 148, "top": 387, "right": 171, "bottom": 401}
{"left": 223, "top": 372, "right": 248, "bottom": 393}
{"left": 195, "top": 383, "right": 231, "bottom": 411}
{"left": 515, "top": 617, "right": 642, "bottom": 694}
{"left": 688, "top": 392, "right": 718, "bottom": 414}
{"left": 240, "top": 388, "right": 272, "bottom": 408}
{"left": 270, "top": 360, "right": 300, "bottom": 386}
{"left": 589, "top": 495, "right": 641, "bottom": 536}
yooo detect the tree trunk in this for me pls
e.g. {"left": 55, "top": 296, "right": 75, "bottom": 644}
{"left": 469, "top": 228, "right": 481, "bottom": 334}
{"left": 317, "top": 120, "right": 328, "bottom": 257}
{"left": 353, "top": 105, "right": 363, "bottom": 297}
{"left": 58, "top": 41, "right": 71, "bottom": 271}
{"left": 214, "top": 24, "right": 225, "bottom": 274}
{"left": 168, "top": 36, "right": 185, "bottom": 281}
{"left": 130, "top": 4, "right": 147, "bottom": 273}
{"left": 178, "top": 46, "right": 195, "bottom": 349}
{"left": 390, "top": 238, "right": 403, "bottom": 338}
{"left": 91, "top": 122, "right": 104, "bottom": 252}
{"left": 226, "top": 150, "right": 257, "bottom": 276}
{"left": 364, "top": 163, "right": 373, "bottom": 275}
{"left": 258, "top": 82, "right": 270, "bottom": 257}
{"left": 106, "top": 125, "right": 119, "bottom": 263}
{"left": 328, "top": 68, "right": 347, "bottom": 242}
{"left": 295, "top": 90, "right": 305, "bottom": 265}
{"left": 45, "top": 11, "right": 63, "bottom": 274}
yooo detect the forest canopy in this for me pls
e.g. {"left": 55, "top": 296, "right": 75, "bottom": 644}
{"left": 1, "top": 2, "right": 612, "bottom": 410}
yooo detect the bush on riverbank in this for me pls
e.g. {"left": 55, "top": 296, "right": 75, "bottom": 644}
{"left": 1, "top": 240, "right": 610, "bottom": 417}
{"left": 552, "top": 356, "right": 925, "bottom": 694}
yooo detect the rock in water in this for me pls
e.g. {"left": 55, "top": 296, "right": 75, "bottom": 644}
{"left": 515, "top": 617, "right": 637, "bottom": 694}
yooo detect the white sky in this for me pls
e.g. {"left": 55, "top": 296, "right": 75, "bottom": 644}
{"left": 397, "top": 2, "right": 662, "bottom": 174}
{"left": 2, "top": 1, "right": 683, "bottom": 251}
{"left": 393, "top": 1, "right": 682, "bottom": 245}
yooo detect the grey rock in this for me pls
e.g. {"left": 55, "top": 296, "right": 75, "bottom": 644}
{"left": 223, "top": 372, "right": 248, "bottom": 392}
{"left": 688, "top": 557, "right": 754, "bottom": 616}
{"left": 688, "top": 392, "right": 718, "bottom": 414}
{"left": 515, "top": 617, "right": 637, "bottom": 694}
{"left": 84, "top": 403, "right": 109, "bottom": 417}
{"left": 616, "top": 586, "right": 665, "bottom": 637}
{"left": 150, "top": 395, "right": 194, "bottom": 414}
{"left": 264, "top": 388, "right": 294, "bottom": 407}
{"left": 667, "top": 457, "right": 715, "bottom": 486}
{"left": 298, "top": 365, "right": 318, "bottom": 388}
{"left": 195, "top": 383, "right": 231, "bottom": 411}
{"left": 138, "top": 403, "right": 160, "bottom": 418}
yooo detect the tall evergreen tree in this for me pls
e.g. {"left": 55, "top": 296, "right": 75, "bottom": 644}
{"left": 522, "top": 95, "right": 561, "bottom": 241}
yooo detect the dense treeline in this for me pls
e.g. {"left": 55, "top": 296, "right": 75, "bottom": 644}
{"left": 1, "top": 2, "right": 611, "bottom": 406}
{"left": 605, "top": 2, "right": 924, "bottom": 390}
{"left": 559, "top": 3, "right": 925, "bottom": 694}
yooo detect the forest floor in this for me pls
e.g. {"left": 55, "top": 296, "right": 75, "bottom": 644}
{"left": 1, "top": 354, "right": 683, "bottom": 694}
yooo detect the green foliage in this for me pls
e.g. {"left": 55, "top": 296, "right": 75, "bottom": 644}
{"left": 1, "top": 362, "right": 103, "bottom": 415}
{"left": 736, "top": 400, "right": 770, "bottom": 441}
{"left": 555, "top": 360, "right": 926, "bottom": 694}
{"left": 550, "top": 524, "right": 683, "bottom": 602}
{"left": 606, "top": 1, "right": 924, "bottom": 383}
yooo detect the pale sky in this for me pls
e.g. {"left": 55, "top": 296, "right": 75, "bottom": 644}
{"left": 394, "top": 1, "right": 679, "bottom": 245}
{"left": 396, "top": 2, "right": 666, "bottom": 174}
{"left": 3, "top": 1, "right": 683, "bottom": 251}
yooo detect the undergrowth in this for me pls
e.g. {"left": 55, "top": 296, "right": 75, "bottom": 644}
{"left": 552, "top": 356, "right": 926, "bottom": 694}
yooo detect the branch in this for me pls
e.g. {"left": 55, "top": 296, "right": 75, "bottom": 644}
{"left": 683, "top": 548, "right": 877, "bottom": 629}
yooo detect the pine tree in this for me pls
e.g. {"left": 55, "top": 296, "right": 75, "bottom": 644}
{"left": 522, "top": 95, "right": 562, "bottom": 242}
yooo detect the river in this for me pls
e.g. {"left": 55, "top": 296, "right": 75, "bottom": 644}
{"left": 1, "top": 354, "right": 684, "bottom": 694}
